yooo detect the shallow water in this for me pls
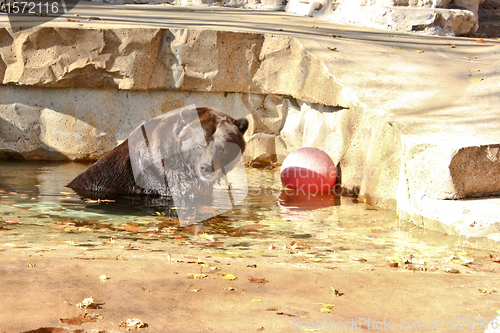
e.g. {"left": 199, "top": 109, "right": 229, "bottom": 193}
{"left": 0, "top": 159, "right": 499, "bottom": 274}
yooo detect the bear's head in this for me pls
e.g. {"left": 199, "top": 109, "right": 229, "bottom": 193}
{"left": 136, "top": 106, "right": 248, "bottom": 196}
{"left": 176, "top": 107, "right": 248, "bottom": 183}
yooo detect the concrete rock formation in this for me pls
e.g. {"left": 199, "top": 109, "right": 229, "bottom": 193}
{"left": 286, "top": 0, "right": 486, "bottom": 36}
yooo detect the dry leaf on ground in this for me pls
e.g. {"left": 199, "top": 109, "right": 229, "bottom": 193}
{"left": 249, "top": 277, "right": 269, "bottom": 283}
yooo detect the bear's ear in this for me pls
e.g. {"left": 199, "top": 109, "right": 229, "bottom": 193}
{"left": 179, "top": 108, "right": 199, "bottom": 125}
{"left": 234, "top": 118, "right": 249, "bottom": 134}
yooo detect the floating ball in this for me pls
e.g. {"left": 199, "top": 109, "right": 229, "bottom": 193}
{"left": 280, "top": 147, "right": 337, "bottom": 193}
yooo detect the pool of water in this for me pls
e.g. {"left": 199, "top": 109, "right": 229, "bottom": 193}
{"left": 1, "top": 159, "right": 499, "bottom": 273}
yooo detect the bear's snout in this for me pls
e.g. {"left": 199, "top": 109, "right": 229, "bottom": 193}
{"left": 200, "top": 163, "right": 214, "bottom": 176}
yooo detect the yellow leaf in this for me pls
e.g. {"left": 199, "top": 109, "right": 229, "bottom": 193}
{"left": 221, "top": 273, "right": 237, "bottom": 280}
{"left": 251, "top": 299, "right": 262, "bottom": 302}
{"left": 373, "top": 52, "right": 384, "bottom": 55}
{"left": 456, "top": 251, "right": 468, "bottom": 256}
{"left": 302, "top": 329, "right": 318, "bottom": 332}
{"left": 322, "top": 303, "right": 335, "bottom": 309}
{"left": 310, "top": 258, "right": 322, "bottom": 262}
{"left": 414, "top": 50, "right": 424, "bottom": 53}
{"left": 200, "top": 233, "right": 215, "bottom": 241}
{"left": 472, "top": 78, "right": 484, "bottom": 82}
{"left": 320, "top": 307, "right": 332, "bottom": 313}
{"left": 393, "top": 46, "right": 402, "bottom": 50}
{"left": 388, "top": 256, "right": 403, "bottom": 262}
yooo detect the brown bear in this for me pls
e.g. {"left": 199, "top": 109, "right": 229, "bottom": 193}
{"left": 67, "top": 106, "right": 248, "bottom": 199}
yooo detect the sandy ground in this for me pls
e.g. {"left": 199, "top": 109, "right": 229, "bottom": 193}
{"left": 1, "top": 251, "right": 500, "bottom": 333}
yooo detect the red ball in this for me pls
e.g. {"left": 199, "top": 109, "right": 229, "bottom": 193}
{"left": 280, "top": 147, "right": 337, "bottom": 193}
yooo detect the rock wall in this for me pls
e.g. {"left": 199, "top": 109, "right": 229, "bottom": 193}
{"left": 0, "top": 26, "right": 391, "bottom": 206}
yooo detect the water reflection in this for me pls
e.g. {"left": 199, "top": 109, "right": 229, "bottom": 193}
{"left": 1, "top": 160, "right": 499, "bottom": 274}
{"left": 279, "top": 189, "right": 341, "bottom": 210}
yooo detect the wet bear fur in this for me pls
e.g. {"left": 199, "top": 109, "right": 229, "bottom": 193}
{"left": 67, "top": 107, "right": 248, "bottom": 198}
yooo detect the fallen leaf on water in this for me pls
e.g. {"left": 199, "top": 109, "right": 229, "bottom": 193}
{"left": 199, "top": 233, "right": 215, "bottom": 241}
{"left": 221, "top": 273, "right": 237, "bottom": 280}
{"left": 60, "top": 313, "right": 97, "bottom": 325}
{"left": 187, "top": 273, "right": 208, "bottom": 279}
{"left": 249, "top": 277, "right": 269, "bottom": 283}
{"left": 122, "top": 224, "right": 141, "bottom": 232}
{"left": 5, "top": 220, "right": 22, "bottom": 224}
